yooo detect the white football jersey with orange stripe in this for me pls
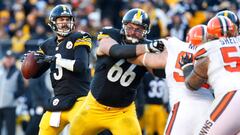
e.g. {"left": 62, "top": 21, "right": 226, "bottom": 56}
{"left": 163, "top": 37, "right": 213, "bottom": 108}
{"left": 193, "top": 36, "right": 240, "bottom": 135}
{"left": 195, "top": 36, "right": 240, "bottom": 98}
{"left": 163, "top": 37, "right": 214, "bottom": 135}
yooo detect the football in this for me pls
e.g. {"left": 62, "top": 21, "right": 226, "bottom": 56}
{"left": 21, "top": 52, "right": 39, "bottom": 79}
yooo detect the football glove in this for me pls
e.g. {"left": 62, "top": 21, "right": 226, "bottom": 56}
{"left": 145, "top": 39, "right": 164, "bottom": 53}
{"left": 21, "top": 51, "right": 34, "bottom": 62}
{"left": 179, "top": 53, "right": 193, "bottom": 69}
{"left": 34, "top": 53, "right": 56, "bottom": 64}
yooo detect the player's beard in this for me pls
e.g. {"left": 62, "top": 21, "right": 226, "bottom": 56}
{"left": 56, "top": 22, "right": 74, "bottom": 36}
{"left": 125, "top": 36, "right": 139, "bottom": 43}
{"left": 125, "top": 33, "right": 144, "bottom": 44}
{"left": 58, "top": 24, "right": 71, "bottom": 33}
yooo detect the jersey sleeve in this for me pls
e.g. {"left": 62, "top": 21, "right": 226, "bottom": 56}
{"left": 161, "top": 37, "right": 175, "bottom": 54}
{"left": 194, "top": 45, "right": 208, "bottom": 60}
{"left": 36, "top": 46, "right": 45, "bottom": 54}
{"left": 73, "top": 31, "right": 92, "bottom": 51}
{"left": 97, "top": 27, "right": 121, "bottom": 41}
{"left": 36, "top": 39, "right": 50, "bottom": 55}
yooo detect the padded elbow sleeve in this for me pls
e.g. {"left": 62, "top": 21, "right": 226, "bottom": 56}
{"left": 109, "top": 44, "right": 137, "bottom": 59}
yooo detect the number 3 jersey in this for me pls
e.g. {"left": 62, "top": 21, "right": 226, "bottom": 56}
{"left": 163, "top": 37, "right": 213, "bottom": 108}
{"left": 91, "top": 27, "right": 147, "bottom": 107}
{"left": 38, "top": 32, "right": 92, "bottom": 97}
{"left": 195, "top": 36, "right": 240, "bottom": 97}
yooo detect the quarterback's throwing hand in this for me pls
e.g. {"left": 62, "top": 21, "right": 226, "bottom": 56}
{"left": 34, "top": 53, "right": 56, "bottom": 64}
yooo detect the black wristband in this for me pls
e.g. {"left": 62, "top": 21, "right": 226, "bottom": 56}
{"left": 109, "top": 44, "right": 137, "bottom": 59}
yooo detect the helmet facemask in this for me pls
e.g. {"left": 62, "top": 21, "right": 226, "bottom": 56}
{"left": 121, "top": 8, "right": 150, "bottom": 44}
{"left": 49, "top": 16, "right": 75, "bottom": 37}
{"left": 56, "top": 16, "right": 74, "bottom": 36}
{"left": 48, "top": 5, "right": 75, "bottom": 37}
{"left": 122, "top": 23, "right": 148, "bottom": 44}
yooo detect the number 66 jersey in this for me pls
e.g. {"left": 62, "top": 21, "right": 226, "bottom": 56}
{"left": 91, "top": 28, "right": 147, "bottom": 108}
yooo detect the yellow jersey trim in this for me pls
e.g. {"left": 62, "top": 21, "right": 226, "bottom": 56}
{"left": 74, "top": 38, "right": 92, "bottom": 48}
{"left": 97, "top": 34, "right": 110, "bottom": 41}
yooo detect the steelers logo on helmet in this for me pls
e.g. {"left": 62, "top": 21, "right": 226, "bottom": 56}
{"left": 48, "top": 4, "right": 75, "bottom": 37}
{"left": 122, "top": 8, "right": 150, "bottom": 44}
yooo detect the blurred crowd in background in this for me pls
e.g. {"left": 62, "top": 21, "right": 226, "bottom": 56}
{"left": 0, "top": 0, "right": 239, "bottom": 58}
{"left": 0, "top": 0, "right": 240, "bottom": 135}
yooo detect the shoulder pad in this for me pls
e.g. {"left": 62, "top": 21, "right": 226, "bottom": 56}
{"left": 70, "top": 31, "right": 92, "bottom": 39}
{"left": 72, "top": 31, "right": 92, "bottom": 49}
{"left": 97, "top": 27, "right": 121, "bottom": 41}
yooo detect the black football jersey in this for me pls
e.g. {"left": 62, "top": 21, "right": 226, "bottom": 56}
{"left": 143, "top": 72, "right": 167, "bottom": 105}
{"left": 91, "top": 27, "right": 148, "bottom": 107}
{"left": 38, "top": 31, "right": 92, "bottom": 97}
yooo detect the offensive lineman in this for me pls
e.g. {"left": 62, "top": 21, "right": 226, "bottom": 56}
{"left": 69, "top": 8, "right": 164, "bottom": 135}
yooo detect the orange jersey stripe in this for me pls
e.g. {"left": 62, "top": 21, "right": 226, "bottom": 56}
{"left": 210, "top": 90, "right": 236, "bottom": 122}
{"left": 201, "top": 83, "right": 210, "bottom": 89}
{"left": 166, "top": 102, "right": 180, "bottom": 135}
{"left": 194, "top": 48, "right": 207, "bottom": 60}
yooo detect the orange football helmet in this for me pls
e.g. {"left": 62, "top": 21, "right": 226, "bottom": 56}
{"left": 186, "top": 25, "right": 208, "bottom": 46}
{"left": 207, "top": 16, "right": 238, "bottom": 39}
{"left": 216, "top": 10, "right": 239, "bottom": 33}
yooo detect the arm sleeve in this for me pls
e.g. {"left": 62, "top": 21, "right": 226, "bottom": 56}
{"left": 55, "top": 46, "right": 90, "bottom": 72}
{"left": 73, "top": 46, "right": 90, "bottom": 72}
{"left": 14, "top": 73, "right": 25, "bottom": 99}
{"left": 109, "top": 44, "right": 137, "bottom": 59}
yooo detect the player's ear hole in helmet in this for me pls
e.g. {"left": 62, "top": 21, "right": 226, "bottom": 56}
{"left": 186, "top": 25, "right": 208, "bottom": 46}
{"left": 207, "top": 16, "right": 238, "bottom": 39}
{"left": 121, "top": 8, "right": 150, "bottom": 43}
{"left": 216, "top": 10, "right": 240, "bottom": 34}
{"left": 48, "top": 4, "right": 75, "bottom": 37}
